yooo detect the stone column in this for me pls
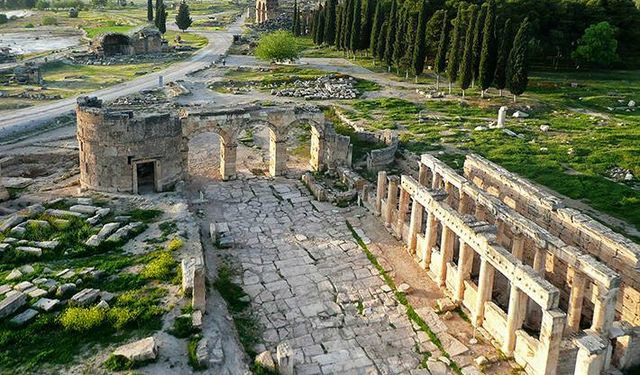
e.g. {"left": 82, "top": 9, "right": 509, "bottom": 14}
{"left": 220, "top": 141, "right": 237, "bottom": 180}
{"left": 497, "top": 106, "right": 507, "bottom": 128}
{"left": 532, "top": 248, "right": 546, "bottom": 275}
{"left": 418, "top": 162, "right": 429, "bottom": 186}
{"left": 458, "top": 191, "right": 470, "bottom": 215}
{"left": 437, "top": 225, "right": 455, "bottom": 287}
{"left": 566, "top": 268, "right": 587, "bottom": 333}
{"left": 512, "top": 235, "right": 525, "bottom": 260}
{"left": 407, "top": 200, "right": 424, "bottom": 254}
{"left": 473, "top": 258, "right": 495, "bottom": 327}
{"left": 309, "top": 125, "right": 324, "bottom": 172}
{"left": 192, "top": 265, "right": 206, "bottom": 311}
{"left": 432, "top": 172, "right": 442, "bottom": 190}
{"left": 395, "top": 188, "right": 410, "bottom": 238}
{"left": 574, "top": 334, "right": 608, "bottom": 375}
{"left": 503, "top": 285, "right": 527, "bottom": 354}
{"left": 455, "top": 242, "right": 474, "bottom": 303}
{"left": 384, "top": 177, "right": 399, "bottom": 227}
{"left": 269, "top": 131, "right": 287, "bottom": 177}
{"left": 591, "top": 285, "right": 619, "bottom": 335}
{"left": 419, "top": 213, "right": 438, "bottom": 269}
{"left": 375, "top": 171, "right": 387, "bottom": 215}
{"left": 537, "top": 310, "right": 566, "bottom": 375}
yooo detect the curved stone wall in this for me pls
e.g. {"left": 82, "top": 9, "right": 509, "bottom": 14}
{"left": 76, "top": 97, "right": 187, "bottom": 193}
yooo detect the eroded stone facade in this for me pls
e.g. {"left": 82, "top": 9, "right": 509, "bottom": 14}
{"left": 255, "top": 0, "right": 278, "bottom": 23}
{"left": 357, "top": 153, "right": 639, "bottom": 375}
{"left": 90, "top": 27, "right": 165, "bottom": 57}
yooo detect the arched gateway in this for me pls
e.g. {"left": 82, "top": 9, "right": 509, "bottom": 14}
{"left": 76, "top": 97, "right": 352, "bottom": 194}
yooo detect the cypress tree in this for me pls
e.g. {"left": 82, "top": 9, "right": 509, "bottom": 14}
{"left": 175, "top": 0, "right": 192, "bottom": 32}
{"left": 323, "top": 0, "right": 337, "bottom": 44}
{"left": 412, "top": 0, "right": 429, "bottom": 78}
{"left": 154, "top": 0, "right": 161, "bottom": 29}
{"left": 377, "top": 20, "right": 388, "bottom": 61}
{"left": 433, "top": 10, "right": 448, "bottom": 90}
{"left": 147, "top": 0, "right": 153, "bottom": 22}
{"left": 369, "top": 0, "right": 383, "bottom": 58}
{"left": 507, "top": 17, "right": 530, "bottom": 102}
{"left": 493, "top": 18, "right": 512, "bottom": 96}
{"left": 156, "top": 0, "right": 167, "bottom": 33}
{"left": 315, "top": 5, "right": 325, "bottom": 44}
{"left": 393, "top": 6, "right": 407, "bottom": 71}
{"left": 360, "top": 0, "right": 375, "bottom": 50}
{"left": 383, "top": 0, "right": 397, "bottom": 69}
{"left": 459, "top": 5, "right": 478, "bottom": 97}
{"left": 342, "top": 0, "right": 353, "bottom": 52}
{"left": 445, "top": 4, "right": 465, "bottom": 93}
{"left": 292, "top": 0, "right": 298, "bottom": 35}
{"left": 335, "top": 5, "right": 343, "bottom": 48}
{"left": 471, "top": 4, "right": 485, "bottom": 87}
{"left": 349, "top": 0, "right": 362, "bottom": 53}
{"left": 478, "top": 0, "right": 496, "bottom": 97}
{"left": 402, "top": 11, "right": 418, "bottom": 79}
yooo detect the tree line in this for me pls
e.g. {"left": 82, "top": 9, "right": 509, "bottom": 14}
{"left": 306, "top": 0, "right": 532, "bottom": 100}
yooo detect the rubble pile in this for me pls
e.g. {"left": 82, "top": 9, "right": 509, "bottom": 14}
{"left": 271, "top": 74, "right": 359, "bottom": 100}
{"left": 250, "top": 13, "right": 292, "bottom": 32}
{"left": 606, "top": 166, "right": 635, "bottom": 182}
{"left": 110, "top": 90, "right": 167, "bottom": 106}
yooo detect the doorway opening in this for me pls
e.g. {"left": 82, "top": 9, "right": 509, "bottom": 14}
{"left": 136, "top": 161, "right": 156, "bottom": 194}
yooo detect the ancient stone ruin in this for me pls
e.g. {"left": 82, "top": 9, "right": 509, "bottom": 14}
{"left": 76, "top": 97, "right": 352, "bottom": 193}
{"left": 355, "top": 153, "right": 640, "bottom": 375}
{"left": 89, "top": 26, "right": 166, "bottom": 57}
{"left": 255, "top": 0, "right": 278, "bottom": 23}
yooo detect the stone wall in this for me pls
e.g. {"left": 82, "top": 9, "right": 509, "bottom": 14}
{"left": 76, "top": 97, "right": 187, "bottom": 193}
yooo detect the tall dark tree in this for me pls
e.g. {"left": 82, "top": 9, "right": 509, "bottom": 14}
{"left": 393, "top": 6, "right": 407, "bottom": 70}
{"left": 341, "top": 0, "right": 354, "bottom": 51}
{"left": 292, "top": 0, "right": 299, "bottom": 35}
{"left": 175, "top": 0, "right": 192, "bottom": 32}
{"left": 470, "top": 4, "right": 485, "bottom": 87}
{"left": 377, "top": 20, "right": 388, "bottom": 61}
{"left": 323, "top": 0, "right": 337, "bottom": 44}
{"left": 383, "top": 0, "right": 397, "bottom": 69}
{"left": 335, "top": 5, "right": 343, "bottom": 48}
{"left": 433, "top": 10, "right": 448, "bottom": 90}
{"left": 369, "top": 0, "right": 383, "bottom": 59}
{"left": 493, "top": 18, "right": 512, "bottom": 95}
{"left": 349, "top": 0, "right": 362, "bottom": 52}
{"left": 425, "top": 9, "right": 446, "bottom": 62}
{"left": 445, "top": 4, "right": 465, "bottom": 93}
{"left": 478, "top": 1, "right": 496, "bottom": 96}
{"left": 507, "top": 17, "right": 531, "bottom": 102}
{"left": 147, "top": 0, "right": 153, "bottom": 22}
{"left": 459, "top": 5, "right": 478, "bottom": 96}
{"left": 411, "top": 0, "right": 429, "bottom": 78}
{"left": 154, "top": 0, "right": 161, "bottom": 29}
{"left": 402, "top": 11, "right": 418, "bottom": 78}
{"left": 155, "top": 0, "right": 167, "bottom": 33}
{"left": 360, "top": 0, "right": 375, "bottom": 50}
{"left": 315, "top": 5, "right": 325, "bottom": 44}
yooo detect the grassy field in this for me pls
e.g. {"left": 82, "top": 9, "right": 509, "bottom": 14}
{"left": 299, "top": 42, "right": 640, "bottom": 236}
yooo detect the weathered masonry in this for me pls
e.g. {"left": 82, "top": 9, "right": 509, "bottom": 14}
{"left": 76, "top": 98, "right": 352, "bottom": 193}
{"left": 255, "top": 0, "right": 278, "bottom": 23}
{"left": 364, "top": 153, "right": 639, "bottom": 375}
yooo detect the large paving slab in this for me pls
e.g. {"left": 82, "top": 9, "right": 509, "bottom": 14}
{"left": 206, "top": 177, "right": 446, "bottom": 375}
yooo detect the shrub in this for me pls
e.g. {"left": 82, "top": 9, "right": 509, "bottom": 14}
{"left": 255, "top": 30, "right": 302, "bottom": 62}
{"left": 168, "top": 315, "right": 195, "bottom": 338}
{"left": 35, "top": 0, "right": 49, "bottom": 9}
{"left": 42, "top": 16, "right": 58, "bottom": 26}
{"left": 141, "top": 251, "right": 177, "bottom": 280}
{"left": 104, "top": 354, "right": 135, "bottom": 371}
{"left": 107, "top": 306, "right": 138, "bottom": 330}
{"left": 167, "top": 236, "right": 184, "bottom": 251}
{"left": 58, "top": 306, "right": 107, "bottom": 332}
{"left": 24, "top": 23, "right": 35, "bottom": 28}
{"left": 0, "top": 14, "right": 8, "bottom": 24}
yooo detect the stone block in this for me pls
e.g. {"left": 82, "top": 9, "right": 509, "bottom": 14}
{"left": 69, "top": 205, "right": 99, "bottom": 215}
{"left": 0, "top": 291, "right": 27, "bottom": 319}
{"left": 56, "top": 283, "right": 77, "bottom": 298}
{"left": 9, "top": 308, "right": 38, "bottom": 326}
{"left": 14, "top": 281, "right": 33, "bottom": 292}
{"left": 277, "top": 342, "right": 294, "bottom": 375}
{"left": 256, "top": 350, "right": 276, "bottom": 371}
{"left": 70, "top": 288, "right": 100, "bottom": 306}
{"left": 15, "top": 246, "right": 42, "bottom": 256}
{"left": 112, "top": 337, "right": 157, "bottom": 363}
{"left": 33, "top": 298, "right": 60, "bottom": 312}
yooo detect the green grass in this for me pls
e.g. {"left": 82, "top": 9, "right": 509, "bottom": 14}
{"left": 83, "top": 25, "right": 135, "bottom": 38}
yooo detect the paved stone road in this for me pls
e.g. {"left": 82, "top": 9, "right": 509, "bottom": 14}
{"left": 204, "top": 177, "right": 437, "bottom": 375}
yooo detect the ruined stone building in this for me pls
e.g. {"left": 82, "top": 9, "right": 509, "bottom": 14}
{"left": 361, "top": 154, "right": 640, "bottom": 375}
{"left": 255, "top": 0, "right": 278, "bottom": 23}
{"left": 89, "top": 26, "right": 166, "bottom": 57}
{"left": 76, "top": 98, "right": 351, "bottom": 193}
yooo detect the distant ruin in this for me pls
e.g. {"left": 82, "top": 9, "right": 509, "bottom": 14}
{"left": 255, "top": 0, "right": 278, "bottom": 23}
{"left": 89, "top": 26, "right": 166, "bottom": 57}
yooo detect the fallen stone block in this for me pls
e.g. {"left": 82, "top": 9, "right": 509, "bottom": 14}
{"left": 112, "top": 337, "right": 157, "bottom": 363}
{"left": 0, "top": 215, "right": 25, "bottom": 232}
{"left": 0, "top": 291, "right": 27, "bottom": 319}
{"left": 33, "top": 298, "right": 60, "bottom": 312}
{"left": 435, "top": 297, "right": 457, "bottom": 312}
{"left": 70, "top": 288, "right": 100, "bottom": 306}
{"left": 276, "top": 342, "right": 294, "bottom": 375}
{"left": 5, "top": 269, "right": 22, "bottom": 281}
{"left": 181, "top": 258, "right": 195, "bottom": 296}
{"left": 69, "top": 205, "right": 99, "bottom": 215}
{"left": 192, "top": 309, "right": 203, "bottom": 329}
{"left": 255, "top": 351, "right": 276, "bottom": 371}
{"left": 9, "top": 308, "right": 38, "bottom": 326}
{"left": 32, "top": 240, "right": 59, "bottom": 249}
{"left": 10, "top": 225, "right": 26, "bottom": 237}
{"left": 56, "top": 283, "right": 77, "bottom": 298}
{"left": 86, "top": 222, "right": 120, "bottom": 247}
{"left": 27, "top": 288, "right": 47, "bottom": 299}
{"left": 25, "top": 219, "right": 50, "bottom": 230}
{"left": 14, "top": 281, "right": 33, "bottom": 292}
{"left": 0, "top": 243, "right": 8, "bottom": 252}
{"left": 15, "top": 246, "right": 42, "bottom": 256}
{"left": 106, "top": 222, "right": 143, "bottom": 243}
{"left": 45, "top": 209, "right": 85, "bottom": 218}
{"left": 86, "top": 208, "right": 111, "bottom": 225}
{"left": 0, "top": 285, "right": 11, "bottom": 295}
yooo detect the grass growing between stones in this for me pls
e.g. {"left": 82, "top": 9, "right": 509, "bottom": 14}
{"left": 345, "top": 220, "right": 463, "bottom": 375}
